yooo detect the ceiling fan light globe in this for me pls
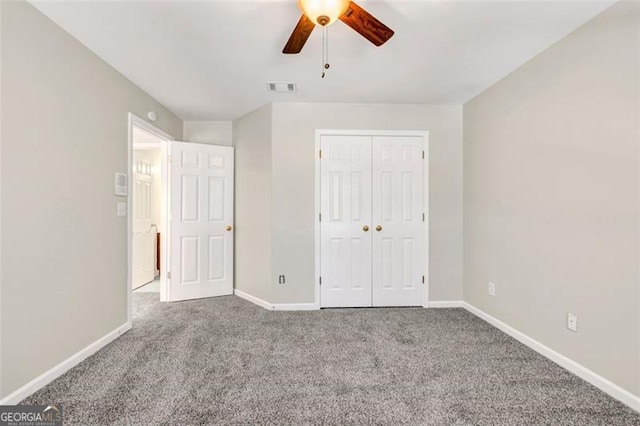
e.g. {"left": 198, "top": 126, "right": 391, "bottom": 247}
{"left": 297, "top": 0, "right": 350, "bottom": 26}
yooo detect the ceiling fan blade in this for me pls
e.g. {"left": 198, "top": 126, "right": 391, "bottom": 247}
{"left": 283, "top": 14, "right": 315, "bottom": 54}
{"left": 339, "top": 1, "right": 394, "bottom": 47}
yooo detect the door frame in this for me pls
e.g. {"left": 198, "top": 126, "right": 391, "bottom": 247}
{"left": 314, "top": 129, "right": 430, "bottom": 309}
{"left": 127, "top": 113, "right": 174, "bottom": 325}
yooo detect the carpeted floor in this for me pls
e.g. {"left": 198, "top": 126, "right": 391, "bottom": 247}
{"left": 23, "top": 294, "right": 640, "bottom": 425}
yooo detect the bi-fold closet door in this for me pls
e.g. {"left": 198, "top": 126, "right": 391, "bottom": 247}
{"left": 320, "top": 134, "right": 426, "bottom": 308}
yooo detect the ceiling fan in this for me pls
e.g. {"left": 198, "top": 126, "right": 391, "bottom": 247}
{"left": 283, "top": 0, "right": 395, "bottom": 54}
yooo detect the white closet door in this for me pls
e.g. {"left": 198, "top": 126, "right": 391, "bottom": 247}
{"left": 320, "top": 135, "right": 372, "bottom": 308}
{"left": 168, "top": 142, "right": 234, "bottom": 302}
{"left": 371, "top": 136, "right": 425, "bottom": 307}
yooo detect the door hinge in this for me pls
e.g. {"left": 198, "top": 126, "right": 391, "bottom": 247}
{"left": 168, "top": 154, "right": 172, "bottom": 163}
{"left": 422, "top": 275, "right": 425, "bottom": 284}
{"left": 168, "top": 271, "right": 172, "bottom": 279}
{"left": 319, "top": 213, "right": 322, "bottom": 222}
{"left": 422, "top": 150, "right": 425, "bottom": 159}
{"left": 423, "top": 213, "right": 425, "bottom": 222}
{"left": 319, "top": 149, "right": 322, "bottom": 159}
{"left": 319, "top": 276, "right": 322, "bottom": 285}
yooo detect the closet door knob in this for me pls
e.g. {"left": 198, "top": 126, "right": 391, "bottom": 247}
{"left": 376, "top": 225, "right": 383, "bottom": 232}
{"left": 363, "top": 225, "right": 369, "bottom": 232}
{"left": 226, "top": 225, "right": 233, "bottom": 232}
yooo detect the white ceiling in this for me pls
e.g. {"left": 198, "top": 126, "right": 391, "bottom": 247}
{"left": 30, "top": 1, "right": 614, "bottom": 120}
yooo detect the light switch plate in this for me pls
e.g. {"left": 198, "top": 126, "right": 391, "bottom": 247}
{"left": 488, "top": 282, "right": 496, "bottom": 297}
{"left": 117, "top": 202, "right": 127, "bottom": 217}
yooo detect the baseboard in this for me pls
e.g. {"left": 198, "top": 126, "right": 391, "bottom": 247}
{"left": 427, "top": 300, "right": 463, "bottom": 308}
{"left": 0, "top": 321, "right": 131, "bottom": 405}
{"left": 233, "top": 289, "right": 272, "bottom": 310}
{"left": 463, "top": 302, "right": 640, "bottom": 413}
{"left": 272, "top": 303, "right": 319, "bottom": 311}
{"left": 234, "top": 289, "right": 320, "bottom": 311}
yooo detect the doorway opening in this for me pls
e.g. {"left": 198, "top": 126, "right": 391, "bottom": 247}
{"left": 132, "top": 131, "right": 162, "bottom": 291}
{"left": 127, "top": 114, "right": 236, "bottom": 325}
{"left": 127, "top": 113, "right": 172, "bottom": 323}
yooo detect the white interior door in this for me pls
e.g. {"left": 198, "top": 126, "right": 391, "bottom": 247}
{"left": 320, "top": 135, "right": 372, "bottom": 308}
{"left": 371, "top": 136, "right": 425, "bottom": 306}
{"left": 168, "top": 141, "right": 234, "bottom": 302}
{"left": 132, "top": 152, "right": 155, "bottom": 289}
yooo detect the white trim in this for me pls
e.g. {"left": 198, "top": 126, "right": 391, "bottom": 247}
{"left": 422, "top": 133, "right": 430, "bottom": 308}
{"left": 314, "top": 129, "right": 430, "bottom": 309}
{"left": 234, "top": 289, "right": 272, "bottom": 310}
{"left": 127, "top": 115, "right": 134, "bottom": 328}
{"left": 428, "top": 300, "right": 463, "bottom": 308}
{"left": 314, "top": 132, "right": 321, "bottom": 310}
{"left": 0, "top": 322, "right": 131, "bottom": 405}
{"left": 129, "top": 114, "right": 173, "bottom": 141}
{"left": 132, "top": 141, "right": 162, "bottom": 150}
{"left": 463, "top": 302, "right": 640, "bottom": 413}
{"left": 234, "top": 290, "right": 320, "bottom": 311}
{"left": 159, "top": 140, "right": 169, "bottom": 302}
{"left": 127, "top": 113, "right": 174, "bottom": 318}
{"left": 272, "top": 303, "right": 319, "bottom": 311}
{"left": 316, "top": 130, "right": 431, "bottom": 138}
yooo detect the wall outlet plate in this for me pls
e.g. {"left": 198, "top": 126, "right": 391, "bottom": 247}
{"left": 488, "top": 282, "right": 496, "bottom": 297}
{"left": 567, "top": 313, "right": 578, "bottom": 332}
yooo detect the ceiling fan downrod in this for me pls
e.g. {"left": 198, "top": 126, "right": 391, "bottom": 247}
{"left": 322, "top": 25, "right": 330, "bottom": 78}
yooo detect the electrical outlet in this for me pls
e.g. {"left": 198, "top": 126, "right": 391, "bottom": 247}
{"left": 488, "top": 282, "right": 496, "bottom": 297}
{"left": 278, "top": 275, "right": 285, "bottom": 285}
{"left": 567, "top": 313, "right": 578, "bottom": 332}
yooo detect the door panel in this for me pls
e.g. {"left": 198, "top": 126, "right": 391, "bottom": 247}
{"left": 372, "top": 136, "right": 425, "bottom": 307}
{"left": 169, "top": 142, "right": 234, "bottom": 302}
{"left": 320, "top": 136, "right": 372, "bottom": 307}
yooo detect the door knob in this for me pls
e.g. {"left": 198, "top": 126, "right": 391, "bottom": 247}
{"left": 363, "top": 225, "right": 369, "bottom": 232}
{"left": 376, "top": 225, "right": 383, "bottom": 232}
{"left": 226, "top": 225, "right": 233, "bottom": 232}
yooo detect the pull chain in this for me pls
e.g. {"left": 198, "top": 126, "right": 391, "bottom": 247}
{"left": 322, "top": 25, "right": 330, "bottom": 78}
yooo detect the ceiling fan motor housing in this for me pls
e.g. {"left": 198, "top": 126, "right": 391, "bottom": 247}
{"left": 317, "top": 15, "right": 330, "bottom": 26}
{"left": 297, "top": 0, "right": 350, "bottom": 26}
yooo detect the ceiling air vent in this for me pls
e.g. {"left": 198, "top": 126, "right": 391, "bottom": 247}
{"left": 267, "top": 82, "right": 297, "bottom": 93}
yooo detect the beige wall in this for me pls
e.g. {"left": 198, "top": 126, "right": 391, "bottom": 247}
{"left": 269, "top": 103, "right": 463, "bottom": 304}
{"left": 232, "top": 105, "right": 272, "bottom": 301}
{"left": 183, "top": 121, "right": 232, "bottom": 146}
{"left": 464, "top": 2, "right": 639, "bottom": 396}
{"left": 0, "top": 2, "right": 182, "bottom": 399}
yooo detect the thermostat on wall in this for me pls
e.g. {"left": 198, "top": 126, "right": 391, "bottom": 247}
{"left": 115, "top": 173, "right": 128, "bottom": 196}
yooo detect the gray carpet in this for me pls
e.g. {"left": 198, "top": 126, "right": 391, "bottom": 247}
{"left": 23, "top": 294, "right": 640, "bottom": 425}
